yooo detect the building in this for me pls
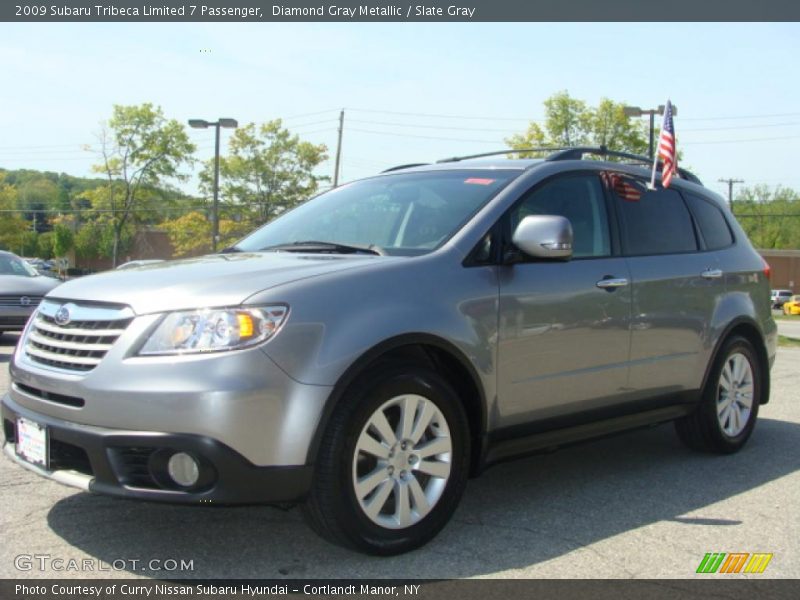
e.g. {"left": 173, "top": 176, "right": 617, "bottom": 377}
{"left": 760, "top": 249, "right": 800, "bottom": 292}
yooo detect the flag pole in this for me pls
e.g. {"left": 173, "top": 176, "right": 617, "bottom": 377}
{"left": 648, "top": 127, "right": 661, "bottom": 190}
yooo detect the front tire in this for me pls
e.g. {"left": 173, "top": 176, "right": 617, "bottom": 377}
{"left": 675, "top": 336, "right": 762, "bottom": 453}
{"left": 303, "top": 363, "right": 470, "bottom": 555}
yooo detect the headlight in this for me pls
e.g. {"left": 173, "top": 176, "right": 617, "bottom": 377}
{"left": 139, "top": 306, "right": 288, "bottom": 356}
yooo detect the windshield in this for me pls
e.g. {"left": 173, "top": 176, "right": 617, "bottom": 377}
{"left": 0, "top": 254, "right": 38, "bottom": 277}
{"left": 235, "top": 170, "right": 518, "bottom": 256}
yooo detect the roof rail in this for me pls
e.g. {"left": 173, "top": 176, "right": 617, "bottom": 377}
{"left": 436, "top": 145, "right": 702, "bottom": 185}
{"left": 437, "top": 147, "right": 564, "bottom": 163}
{"left": 545, "top": 146, "right": 649, "bottom": 163}
{"left": 545, "top": 146, "right": 703, "bottom": 185}
{"left": 381, "top": 163, "right": 430, "bottom": 173}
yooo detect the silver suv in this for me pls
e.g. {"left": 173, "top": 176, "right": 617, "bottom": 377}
{"left": 2, "top": 148, "right": 777, "bottom": 555}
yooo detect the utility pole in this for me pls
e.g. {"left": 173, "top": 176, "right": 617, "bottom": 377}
{"left": 718, "top": 178, "right": 744, "bottom": 212}
{"left": 333, "top": 109, "right": 344, "bottom": 187}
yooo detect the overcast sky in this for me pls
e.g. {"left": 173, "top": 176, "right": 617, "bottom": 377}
{"left": 1, "top": 22, "right": 798, "bottom": 200}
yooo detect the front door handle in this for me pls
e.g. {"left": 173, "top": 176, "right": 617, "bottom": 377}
{"left": 596, "top": 277, "right": 629, "bottom": 290}
{"left": 701, "top": 268, "right": 723, "bottom": 279}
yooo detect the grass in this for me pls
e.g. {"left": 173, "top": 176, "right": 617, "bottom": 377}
{"left": 778, "top": 335, "right": 800, "bottom": 348}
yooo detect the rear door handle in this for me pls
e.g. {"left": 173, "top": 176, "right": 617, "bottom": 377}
{"left": 701, "top": 268, "right": 723, "bottom": 279}
{"left": 596, "top": 277, "right": 629, "bottom": 290}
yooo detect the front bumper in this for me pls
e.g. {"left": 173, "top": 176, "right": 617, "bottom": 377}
{"left": 10, "top": 313, "right": 333, "bottom": 467}
{"left": 2, "top": 394, "right": 313, "bottom": 504}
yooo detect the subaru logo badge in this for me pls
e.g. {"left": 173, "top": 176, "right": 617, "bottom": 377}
{"left": 20, "top": 296, "right": 31, "bottom": 306}
{"left": 54, "top": 304, "right": 73, "bottom": 326}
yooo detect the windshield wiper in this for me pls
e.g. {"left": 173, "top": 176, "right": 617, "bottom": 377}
{"left": 260, "top": 241, "right": 386, "bottom": 256}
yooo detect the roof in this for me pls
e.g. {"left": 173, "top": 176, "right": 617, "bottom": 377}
{"left": 380, "top": 146, "right": 703, "bottom": 185}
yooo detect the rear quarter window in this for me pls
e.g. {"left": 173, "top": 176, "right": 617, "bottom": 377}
{"left": 685, "top": 192, "right": 734, "bottom": 250}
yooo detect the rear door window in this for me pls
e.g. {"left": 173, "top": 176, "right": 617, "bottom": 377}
{"left": 604, "top": 173, "right": 698, "bottom": 256}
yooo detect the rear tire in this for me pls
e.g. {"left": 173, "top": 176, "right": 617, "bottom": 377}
{"left": 675, "top": 336, "right": 762, "bottom": 453}
{"left": 303, "top": 363, "right": 470, "bottom": 555}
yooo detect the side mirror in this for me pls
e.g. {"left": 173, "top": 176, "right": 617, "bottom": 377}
{"left": 511, "top": 215, "right": 573, "bottom": 260}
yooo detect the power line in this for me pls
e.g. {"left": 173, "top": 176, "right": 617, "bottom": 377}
{"left": 280, "top": 108, "right": 339, "bottom": 121}
{"left": 348, "top": 108, "right": 537, "bottom": 122}
{"left": 347, "top": 118, "right": 519, "bottom": 133}
{"left": 681, "top": 111, "right": 800, "bottom": 122}
{"left": 683, "top": 135, "right": 800, "bottom": 145}
{"left": 681, "top": 121, "right": 800, "bottom": 132}
{"left": 348, "top": 127, "right": 499, "bottom": 144}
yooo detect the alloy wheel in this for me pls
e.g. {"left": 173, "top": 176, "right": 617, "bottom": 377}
{"left": 717, "top": 352, "right": 754, "bottom": 437}
{"left": 351, "top": 394, "right": 452, "bottom": 529}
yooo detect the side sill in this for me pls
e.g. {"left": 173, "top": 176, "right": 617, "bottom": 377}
{"left": 483, "top": 404, "right": 696, "bottom": 468}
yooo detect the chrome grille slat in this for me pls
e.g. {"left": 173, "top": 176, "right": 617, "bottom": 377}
{"left": 33, "top": 319, "right": 126, "bottom": 337}
{"left": 26, "top": 345, "right": 103, "bottom": 366}
{"left": 28, "top": 331, "right": 114, "bottom": 352}
{"left": 0, "top": 295, "right": 43, "bottom": 306}
{"left": 23, "top": 300, "right": 133, "bottom": 372}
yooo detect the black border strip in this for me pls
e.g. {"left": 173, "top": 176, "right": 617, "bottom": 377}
{"left": 3, "top": 1, "right": 800, "bottom": 22}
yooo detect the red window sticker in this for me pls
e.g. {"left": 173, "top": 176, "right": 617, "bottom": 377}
{"left": 464, "top": 178, "right": 496, "bottom": 185}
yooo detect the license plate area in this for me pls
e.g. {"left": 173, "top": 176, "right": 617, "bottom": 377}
{"left": 16, "top": 417, "right": 49, "bottom": 469}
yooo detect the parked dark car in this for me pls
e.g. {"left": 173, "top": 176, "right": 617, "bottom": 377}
{"left": 0, "top": 251, "right": 61, "bottom": 337}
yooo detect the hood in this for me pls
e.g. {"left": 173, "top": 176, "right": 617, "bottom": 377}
{"left": 46, "top": 252, "right": 392, "bottom": 315}
{"left": 0, "top": 274, "right": 62, "bottom": 295}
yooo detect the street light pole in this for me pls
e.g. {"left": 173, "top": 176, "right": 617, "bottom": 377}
{"left": 188, "top": 118, "right": 238, "bottom": 253}
{"left": 213, "top": 122, "right": 221, "bottom": 252}
{"left": 623, "top": 104, "right": 678, "bottom": 160}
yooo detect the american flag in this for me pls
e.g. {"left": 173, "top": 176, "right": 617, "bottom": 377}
{"left": 600, "top": 171, "right": 644, "bottom": 202}
{"left": 658, "top": 100, "right": 677, "bottom": 187}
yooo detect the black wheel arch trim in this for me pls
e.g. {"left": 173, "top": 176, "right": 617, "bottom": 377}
{"left": 701, "top": 316, "right": 771, "bottom": 405}
{"left": 305, "top": 332, "right": 489, "bottom": 468}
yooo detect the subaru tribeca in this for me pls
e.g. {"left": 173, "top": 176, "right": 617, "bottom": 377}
{"left": 2, "top": 147, "right": 776, "bottom": 555}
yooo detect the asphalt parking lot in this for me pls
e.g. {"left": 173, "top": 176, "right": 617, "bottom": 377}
{"left": 0, "top": 332, "right": 798, "bottom": 579}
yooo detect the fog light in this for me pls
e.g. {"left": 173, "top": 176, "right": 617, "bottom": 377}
{"left": 167, "top": 452, "right": 200, "bottom": 487}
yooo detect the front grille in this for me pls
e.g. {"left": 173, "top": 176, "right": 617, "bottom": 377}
{"left": 24, "top": 301, "right": 134, "bottom": 372}
{"left": 0, "top": 295, "right": 43, "bottom": 307}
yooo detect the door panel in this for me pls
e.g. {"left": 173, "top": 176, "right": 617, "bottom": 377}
{"left": 610, "top": 177, "right": 724, "bottom": 396}
{"left": 626, "top": 253, "right": 722, "bottom": 394}
{"left": 495, "top": 172, "right": 632, "bottom": 429}
{"left": 497, "top": 259, "right": 633, "bottom": 427}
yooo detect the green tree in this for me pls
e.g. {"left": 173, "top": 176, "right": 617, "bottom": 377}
{"left": 202, "top": 120, "right": 328, "bottom": 228}
{"left": 91, "top": 103, "right": 195, "bottom": 266}
{"left": 162, "top": 210, "right": 248, "bottom": 257}
{"left": 52, "top": 224, "right": 74, "bottom": 258}
{"left": 17, "top": 177, "right": 60, "bottom": 232}
{"left": 734, "top": 185, "right": 800, "bottom": 249}
{"left": 0, "top": 178, "right": 29, "bottom": 253}
{"left": 506, "top": 91, "right": 649, "bottom": 156}
{"left": 36, "top": 232, "right": 55, "bottom": 259}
